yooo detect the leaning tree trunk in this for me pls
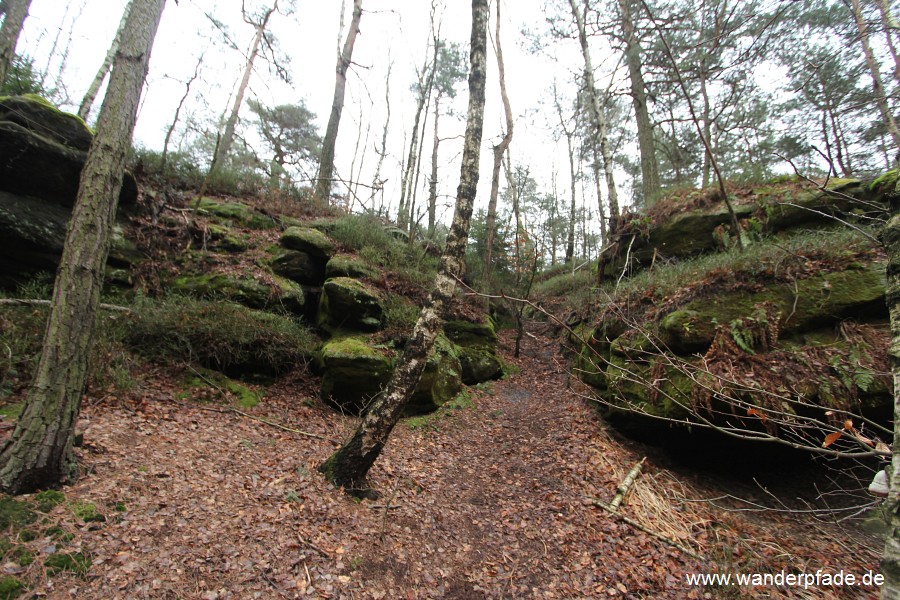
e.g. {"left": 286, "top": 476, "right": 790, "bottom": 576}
{"left": 0, "top": 0, "right": 166, "bottom": 495}
{"left": 0, "top": 0, "right": 30, "bottom": 88}
{"left": 319, "top": 0, "right": 487, "bottom": 498}
{"left": 78, "top": 0, "right": 134, "bottom": 121}
{"left": 315, "top": 0, "right": 362, "bottom": 203}
{"left": 851, "top": 0, "right": 900, "bottom": 148}
{"left": 482, "top": 0, "right": 513, "bottom": 289}
{"left": 881, "top": 193, "right": 900, "bottom": 597}
{"left": 215, "top": 1, "right": 278, "bottom": 172}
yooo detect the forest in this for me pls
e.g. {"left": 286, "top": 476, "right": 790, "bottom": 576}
{"left": 1, "top": 0, "right": 900, "bottom": 597}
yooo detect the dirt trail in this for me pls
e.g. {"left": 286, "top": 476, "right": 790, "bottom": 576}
{"left": 31, "top": 330, "right": 879, "bottom": 598}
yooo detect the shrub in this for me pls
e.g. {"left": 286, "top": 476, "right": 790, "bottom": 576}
{"left": 128, "top": 297, "right": 316, "bottom": 378}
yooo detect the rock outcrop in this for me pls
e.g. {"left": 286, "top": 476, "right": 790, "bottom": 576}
{"left": 574, "top": 176, "right": 894, "bottom": 433}
{"left": 0, "top": 95, "right": 139, "bottom": 287}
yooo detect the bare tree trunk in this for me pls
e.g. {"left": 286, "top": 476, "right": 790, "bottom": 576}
{"left": 482, "top": 0, "right": 513, "bottom": 289}
{"left": 315, "top": 0, "right": 363, "bottom": 202}
{"left": 161, "top": 49, "right": 204, "bottom": 171}
{"left": 398, "top": 30, "right": 436, "bottom": 230}
{"left": 319, "top": 0, "right": 488, "bottom": 498}
{"left": 851, "top": 0, "right": 900, "bottom": 147}
{"left": 0, "top": 0, "right": 166, "bottom": 495}
{"left": 370, "top": 58, "right": 392, "bottom": 212}
{"left": 591, "top": 145, "right": 607, "bottom": 244}
{"left": 214, "top": 0, "right": 279, "bottom": 175}
{"left": 881, "top": 202, "right": 900, "bottom": 597}
{"left": 553, "top": 83, "right": 577, "bottom": 264}
{"left": 0, "top": 0, "right": 30, "bottom": 88}
{"left": 427, "top": 94, "right": 441, "bottom": 236}
{"left": 617, "top": 0, "right": 659, "bottom": 204}
{"left": 78, "top": 0, "right": 134, "bottom": 121}
{"left": 568, "top": 0, "right": 619, "bottom": 220}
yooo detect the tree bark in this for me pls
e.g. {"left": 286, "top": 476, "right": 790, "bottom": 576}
{"left": 482, "top": 0, "right": 513, "bottom": 289}
{"left": 0, "top": 0, "right": 30, "bottom": 88}
{"left": 315, "top": 0, "right": 362, "bottom": 203}
{"left": 319, "top": 0, "right": 487, "bottom": 498}
{"left": 78, "top": 0, "right": 134, "bottom": 121}
{"left": 851, "top": 0, "right": 900, "bottom": 148}
{"left": 370, "top": 58, "right": 392, "bottom": 213}
{"left": 0, "top": 0, "right": 166, "bottom": 495}
{"left": 875, "top": 0, "right": 900, "bottom": 85}
{"left": 617, "top": 0, "right": 660, "bottom": 205}
{"left": 880, "top": 199, "right": 900, "bottom": 597}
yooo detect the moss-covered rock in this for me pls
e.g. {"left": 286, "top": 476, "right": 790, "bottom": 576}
{"left": 281, "top": 226, "right": 335, "bottom": 259}
{"left": 407, "top": 335, "right": 464, "bottom": 415}
{"left": 325, "top": 254, "right": 377, "bottom": 280}
{"left": 172, "top": 273, "right": 306, "bottom": 316}
{"left": 206, "top": 223, "right": 248, "bottom": 252}
{"left": 443, "top": 319, "right": 502, "bottom": 384}
{"left": 318, "top": 336, "right": 393, "bottom": 413}
{"left": 0, "top": 96, "right": 136, "bottom": 207}
{"left": 270, "top": 249, "right": 326, "bottom": 286}
{"left": 196, "top": 198, "right": 276, "bottom": 229}
{"left": 317, "top": 277, "right": 384, "bottom": 332}
{"left": 660, "top": 263, "right": 886, "bottom": 351}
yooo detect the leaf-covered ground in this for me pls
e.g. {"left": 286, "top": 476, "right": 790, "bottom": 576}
{"left": 8, "top": 331, "right": 883, "bottom": 599}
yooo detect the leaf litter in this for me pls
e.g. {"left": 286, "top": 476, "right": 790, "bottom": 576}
{"left": 17, "top": 330, "right": 883, "bottom": 599}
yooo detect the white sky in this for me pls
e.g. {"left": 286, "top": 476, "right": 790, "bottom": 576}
{"left": 18, "top": 0, "right": 618, "bottom": 231}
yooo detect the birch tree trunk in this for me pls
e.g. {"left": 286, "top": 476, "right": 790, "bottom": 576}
{"left": 427, "top": 94, "right": 440, "bottom": 236}
{"left": 0, "top": 0, "right": 166, "bottom": 495}
{"left": 0, "top": 0, "right": 30, "bottom": 88}
{"left": 482, "top": 0, "right": 513, "bottom": 289}
{"left": 215, "top": 1, "right": 279, "bottom": 172}
{"left": 568, "top": 0, "right": 619, "bottom": 220}
{"left": 78, "top": 0, "right": 134, "bottom": 121}
{"left": 851, "top": 0, "right": 900, "bottom": 147}
{"left": 315, "top": 0, "right": 362, "bottom": 203}
{"left": 319, "top": 0, "right": 487, "bottom": 498}
{"left": 617, "top": 0, "right": 659, "bottom": 205}
{"left": 880, "top": 197, "right": 900, "bottom": 597}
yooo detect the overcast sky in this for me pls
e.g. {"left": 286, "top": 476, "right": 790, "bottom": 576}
{"left": 18, "top": 0, "right": 613, "bottom": 227}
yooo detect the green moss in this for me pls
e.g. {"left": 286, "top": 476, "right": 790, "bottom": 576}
{"left": 0, "top": 403, "right": 22, "bottom": 421}
{"left": 33, "top": 490, "right": 65, "bottom": 513}
{"left": 12, "top": 548, "right": 32, "bottom": 567}
{"left": 317, "top": 277, "right": 384, "bottom": 332}
{"left": 325, "top": 254, "right": 377, "bottom": 279}
{"left": 180, "top": 368, "right": 261, "bottom": 408}
{"left": 0, "top": 497, "right": 35, "bottom": 529}
{"left": 281, "top": 226, "right": 335, "bottom": 257}
{"left": 70, "top": 501, "right": 104, "bottom": 523}
{"left": 197, "top": 198, "right": 276, "bottom": 229}
{"left": 44, "top": 551, "right": 91, "bottom": 576}
{"left": 0, "top": 576, "right": 23, "bottom": 599}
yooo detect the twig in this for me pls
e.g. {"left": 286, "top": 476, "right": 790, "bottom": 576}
{"left": 0, "top": 298, "right": 135, "bottom": 314}
{"left": 609, "top": 457, "right": 646, "bottom": 512}
{"left": 589, "top": 497, "right": 704, "bottom": 560}
{"left": 165, "top": 395, "right": 340, "bottom": 445}
{"left": 297, "top": 533, "right": 330, "bottom": 558}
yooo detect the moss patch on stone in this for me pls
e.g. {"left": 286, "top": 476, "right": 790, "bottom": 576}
{"left": 317, "top": 277, "right": 384, "bottom": 332}
{"left": 281, "top": 226, "right": 335, "bottom": 258}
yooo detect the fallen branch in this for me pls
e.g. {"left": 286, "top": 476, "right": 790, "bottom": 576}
{"left": 588, "top": 456, "right": 704, "bottom": 560}
{"left": 297, "top": 533, "right": 330, "bottom": 558}
{"left": 590, "top": 497, "right": 705, "bottom": 561}
{"left": 0, "top": 298, "right": 135, "bottom": 314}
{"left": 609, "top": 457, "right": 645, "bottom": 512}
{"left": 166, "top": 394, "right": 340, "bottom": 446}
